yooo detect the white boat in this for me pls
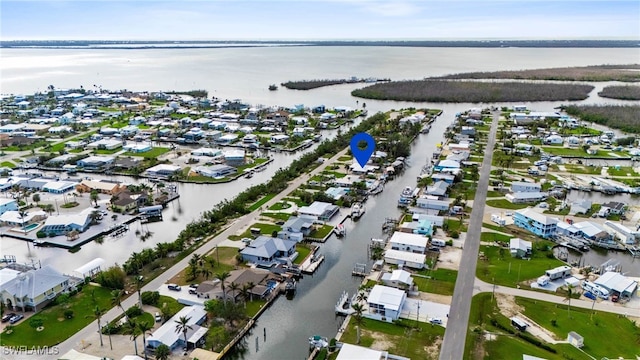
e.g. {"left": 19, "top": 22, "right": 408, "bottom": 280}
{"left": 351, "top": 202, "right": 365, "bottom": 219}
{"left": 308, "top": 335, "right": 329, "bottom": 348}
{"left": 334, "top": 224, "right": 346, "bottom": 237}
{"left": 401, "top": 186, "right": 413, "bottom": 197}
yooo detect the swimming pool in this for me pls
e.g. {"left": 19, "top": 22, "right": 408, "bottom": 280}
{"left": 11, "top": 223, "right": 41, "bottom": 234}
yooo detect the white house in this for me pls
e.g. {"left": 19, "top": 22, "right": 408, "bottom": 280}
{"left": 544, "top": 135, "right": 563, "bottom": 144}
{"left": 380, "top": 270, "right": 414, "bottom": 290}
{"left": 298, "top": 201, "right": 339, "bottom": 221}
{"left": 511, "top": 181, "right": 542, "bottom": 193}
{"left": 384, "top": 249, "right": 426, "bottom": 269}
{"left": 146, "top": 164, "right": 181, "bottom": 178}
{"left": 389, "top": 232, "right": 428, "bottom": 254}
{"left": 270, "top": 134, "right": 290, "bottom": 144}
{"left": 147, "top": 305, "right": 208, "bottom": 351}
{"left": 509, "top": 238, "right": 532, "bottom": 258}
{"left": 505, "top": 192, "right": 547, "bottom": 204}
{"left": 366, "top": 285, "right": 407, "bottom": 322}
{"left": 194, "top": 165, "right": 237, "bottom": 178}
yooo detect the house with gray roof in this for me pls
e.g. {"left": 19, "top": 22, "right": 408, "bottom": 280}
{"left": 240, "top": 236, "right": 297, "bottom": 267}
{"left": 425, "top": 181, "right": 450, "bottom": 197}
{"left": 278, "top": 215, "right": 314, "bottom": 242}
{"left": 1, "top": 265, "right": 73, "bottom": 312}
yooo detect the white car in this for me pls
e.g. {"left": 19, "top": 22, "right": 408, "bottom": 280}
{"left": 429, "top": 317, "right": 443, "bottom": 325}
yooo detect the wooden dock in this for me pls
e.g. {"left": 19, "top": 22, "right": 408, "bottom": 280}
{"left": 352, "top": 263, "right": 367, "bottom": 277}
{"left": 301, "top": 254, "right": 325, "bottom": 274}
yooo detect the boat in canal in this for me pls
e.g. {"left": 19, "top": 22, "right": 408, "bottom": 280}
{"left": 285, "top": 278, "right": 297, "bottom": 295}
{"left": 350, "top": 202, "right": 365, "bottom": 219}
{"left": 308, "top": 335, "right": 329, "bottom": 349}
{"left": 334, "top": 224, "right": 346, "bottom": 237}
{"left": 269, "top": 84, "right": 278, "bottom": 91}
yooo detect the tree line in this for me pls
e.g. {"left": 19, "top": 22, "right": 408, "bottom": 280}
{"left": 564, "top": 105, "right": 640, "bottom": 134}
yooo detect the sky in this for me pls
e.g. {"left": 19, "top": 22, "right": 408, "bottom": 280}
{"left": 0, "top": 0, "right": 638, "bottom": 40}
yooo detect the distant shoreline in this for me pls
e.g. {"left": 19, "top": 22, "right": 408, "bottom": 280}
{"left": 1, "top": 40, "right": 638, "bottom": 49}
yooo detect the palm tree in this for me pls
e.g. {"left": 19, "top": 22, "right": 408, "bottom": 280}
{"left": 351, "top": 303, "right": 365, "bottom": 344}
{"left": 228, "top": 282, "right": 240, "bottom": 303}
{"left": 215, "top": 271, "right": 231, "bottom": 302}
{"left": 239, "top": 284, "right": 251, "bottom": 307}
{"left": 87, "top": 306, "right": 105, "bottom": 347}
{"left": 137, "top": 320, "right": 153, "bottom": 360}
{"left": 135, "top": 276, "right": 144, "bottom": 308}
{"left": 123, "top": 318, "right": 140, "bottom": 356}
{"left": 174, "top": 316, "right": 193, "bottom": 351}
{"left": 90, "top": 190, "right": 99, "bottom": 207}
{"left": 155, "top": 344, "right": 170, "bottom": 360}
{"left": 246, "top": 282, "right": 255, "bottom": 302}
{"left": 199, "top": 267, "right": 212, "bottom": 280}
{"left": 110, "top": 290, "right": 127, "bottom": 320}
{"left": 564, "top": 284, "right": 574, "bottom": 318}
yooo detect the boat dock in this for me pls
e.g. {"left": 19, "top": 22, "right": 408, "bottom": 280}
{"left": 335, "top": 291, "right": 356, "bottom": 315}
{"left": 301, "top": 254, "right": 325, "bottom": 274}
{"left": 352, "top": 263, "right": 367, "bottom": 277}
{"left": 628, "top": 246, "right": 640, "bottom": 258}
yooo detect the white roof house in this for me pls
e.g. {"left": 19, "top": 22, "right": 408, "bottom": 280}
{"left": 389, "top": 232, "right": 428, "bottom": 251}
{"left": 298, "top": 201, "right": 339, "bottom": 221}
{"left": 383, "top": 249, "right": 426, "bottom": 269}
{"left": 381, "top": 269, "right": 414, "bottom": 289}
{"left": 336, "top": 343, "right": 388, "bottom": 360}
{"left": 594, "top": 271, "right": 638, "bottom": 298}
{"left": 147, "top": 305, "right": 207, "bottom": 349}
{"left": 367, "top": 285, "right": 407, "bottom": 321}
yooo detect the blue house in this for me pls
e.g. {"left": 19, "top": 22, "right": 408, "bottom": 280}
{"left": 513, "top": 207, "right": 558, "bottom": 239}
{"left": 41, "top": 212, "right": 92, "bottom": 235}
{"left": 412, "top": 219, "right": 433, "bottom": 236}
{"left": 0, "top": 198, "right": 18, "bottom": 215}
{"left": 240, "top": 236, "right": 297, "bottom": 266}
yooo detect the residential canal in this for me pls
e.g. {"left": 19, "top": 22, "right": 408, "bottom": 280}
{"left": 227, "top": 109, "right": 452, "bottom": 360}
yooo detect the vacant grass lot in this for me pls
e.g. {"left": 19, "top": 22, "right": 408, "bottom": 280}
{"left": 228, "top": 223, "right": 282, "bottom": 240}
{"left": 516, "top": 297, "right": 640, "bottom": 359}
{"left": 485, "top": 199, "right": 529, "bottom": 210}
{"left": 608, "top": 166, "right": 639, "bottom": 176}
{"left": 260, "top": 212, "right": 291, "bottom": 221}
{"left": 268, "top": 201, "right": 292, "bottom": 211}
{"left": 476, "top": 242, "right": 564, "bottom": 287}
{"left": 248, "top": 194, "right": 276, "bottom": 211}
{"left": 123, "top": 147, "right": 170, "bottom": 158}
{"left": 1, "top": 285, "right": 113, "bottom": 346}
{"left": 562, "top": 164, "right": 602, "bottom": 174}
{"left": 413, "top": 269, "right": 458, "bottom": 296}
{"left": 340, "top": 318, "right": 444, "bottom": 360}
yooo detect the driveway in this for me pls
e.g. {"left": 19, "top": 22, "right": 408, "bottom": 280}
{"left": 400, "top": 298, "right": 450, "bottom": 327}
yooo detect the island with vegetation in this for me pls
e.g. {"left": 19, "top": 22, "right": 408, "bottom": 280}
{"left": 351, "top": 80, "right": 594, "bottom": 103}
{"left": 597, "top": 85, "right": 640, "bottom": 100}
{"left": 564, "top": 105, "right": 640, "bottom": 134}
{"left": 436, "top": 64, "right": 640, "bottom": 82}
{"left": 282, "top": 77, "right": 390, "bottom": 90}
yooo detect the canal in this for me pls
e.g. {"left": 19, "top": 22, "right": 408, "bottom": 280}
{"left": 228, "top": 110, "right": 452, "bottom": 360}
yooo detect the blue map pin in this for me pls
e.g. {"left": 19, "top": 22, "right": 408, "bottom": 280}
{"left": 350, "top": 132, "right": 376, "bottom": 168}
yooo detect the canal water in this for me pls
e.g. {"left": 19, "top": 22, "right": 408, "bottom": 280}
{"left": 228, "top": 109, "right": 452, "bottom": 360}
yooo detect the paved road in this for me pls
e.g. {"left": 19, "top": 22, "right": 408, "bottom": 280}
{"left": 473, "top": 278, "right": 640, "bottom": 318}
{"left": 3, "top": 148, "right": 349, "bottom": 360}
{"left": 439, "top": 111, "right": 500, "bottom": 360}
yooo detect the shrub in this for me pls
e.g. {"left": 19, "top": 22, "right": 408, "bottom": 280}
{"left": 445, "top": 239, "right": 454, "bottom": 246}
{"left": 48, "top": 232, "right": 56, "bottom": 237}
{"left": 95, "top": 266, "right": 126, "bottom": 290}
{"left": 141, "top": 291, "right": 160, "bottom": 306}
{"left": 36, "top": 231, "right": 46, "bottom": 238}
{"left": 450, "top": 231, "right": 460, "bottom": 239}
{"left": 29, "top": 317, "right": 44, "bottom": 329}
{"left": 125, "top": 305, "right": 143, "bottom": 318}
{"left": 64, "top": 309, "right": 74, "bottom": 319}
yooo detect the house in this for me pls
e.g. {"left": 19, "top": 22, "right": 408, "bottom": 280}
{"left": 511, "top": 181, "right": 542, "bottom": 193}
{"left": 509, "top": 238, "right": 532, "bottom": 258}
{"left": 297, "top": 201, "right": 339, "bottom": 221}
{"left": 425, "top": 181, "right": 450, "bottom": 197}
{"left": 381, "top": 270, "right": 414, "bottom": 290}
{"left": 41, "top": 211, "right": 92, "bottom": 235}
{"left": 240, "top": 236, "right": 297, "bottom": 267}
{"left": 513, "top": 208, "right": 558, "bottom": 238}
{"left": 593, "top": 271, "right": 638, "bottom": 299}
{"left": 399, "top": 218, "right": 433, "bottom": 236}
{"left": 570, "top": 199, "right": 592, "bottom": 215}
{"left": 147, "top": 305, "right": 208, "bottom": 351}
{"left": 0, "top": 265, "right": 73, "bottom": 312}
{"left": 556, "top": 221, "right": 580, "bottom": 237}
{"left": 146, "top": 164, "right": 181, "bottom": 178}
{"left": 216, "top": 134, "right": 238, "bottom": 144}
{"left": 111, "top": 190, "right": 149, "bottom": 213}
{"left": 389, "top": 232, "right": 428, "bottom": 254}
{"left": 87, "top": 139, "right": 122, "bottom": 150}
{"left": 544, "top": 135, "right": 563, "bottom": 144}
{"left": 324, "top": 187, "right": 350, "bottom": 200}
{"left": 460, "top": 126, "right": 476, "bottom": 136}
{"left": 76, "top": 156, "right": 115, "bottom": 171}
{"left": 279, "top": 216, "right": 314, "bottom": 238}
{"left": 270, "top": 134, "right": 290, "bottom": 144}
{"left": 123, "top": 143, "right": 152, "bottom": 153}
{"left": 410, "top": 213, "right": 444, "bottom": 226}
{"left": 572, "top": 221, "right": 610, "bottom": 241}
{"left": 505, "top": 192, "right": 547, "bottom": 204}
{"left": 119, "top": 125, "right": 139, "bottom": 137}
{"left": 601, "top": 201, "right": 625, "bottom": 215}
{"left": 42, "top": 181, "right": 77, "bottom": 194}
{"left": 191, "top": 147, "right": 222, "bottom": 158}
{"left": 194, "top": 165, "right": 237, "bottom": 178}
{"left": 0, "top": 198, "right": 18, "bottom": 215}
{"left": 223, "top": 149, "right": 245, "bottom": 166}
{"left": 416, "top": 198, "right": 451, "bottom": 211}
{"left": 603, "top": 221, "right": 638, "bottom": 245}
{"left": 0, "top": 210, "right": 47, "bottom": 227}
{"left": 384, "top": 249, "right": 426, "bottom": 269}
{"left": 366, "top": 285, "right": 407, "bottom": 322}
{"left": 431, "top": 173, "right": 456, "bottom": 184}
{"left": 434, "top": 159, "right": 461, "bottom": 172}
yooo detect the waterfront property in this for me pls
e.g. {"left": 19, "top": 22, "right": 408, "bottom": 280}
{"left": 278, "top": 215, "right": 314, "bottom": 242}
{"left": 383, "top": 249, "right": 427, "bottom": 269}
{"left": 0, "top": 265, "right": 75, "bottom": 312}
{"left": 145, "top": 164, "right": 182, "bottom": 178}
{"left": 240, "top": 236, "right": 297, "bottom": 267}
{"left": 194, "top": 164, "right": 237, "bottom": 178}
{"left": 297, "top": 201, "right": 339, "bottom": 221}
{"left": 389, "top": 232, "right": 428, "bottom": 254}
{"left": 510, "top": 181, "right": 542, "bottom": 193}
{"left": 593, "top": 271, "right": 638, "bottom": 299}
{"left": 366, "top": 285, "right": 407, "bottom": 322}
{"left": 76, "top": 156, "right": 115, "bottom": 171}
{"left": 513, "top": 207, "right": 558, "bottom": 238}
{"left": 147, "top": 305, "right": 208, "bottom": 351}
{"left": 41, "top": 211, "right": 92, "bottom": 236}
{"left": 380, "top": 269, "right": 414, "bottom": 290}
{"left": 0, "top": 198, "right": 18, "bottom": 215}
{"left": 76, "top": 179, "right": 125, "bottom": 195}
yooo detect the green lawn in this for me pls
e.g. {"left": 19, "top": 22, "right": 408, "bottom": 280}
{"left": 93, "top": 148, "right": 121, "bottom": 155}
{"left": 412, "top": 269, "right": 458, "bottom": 295}
{"left": 340, "top": 318, "right": 444, "bottom": 360}
{"left": 465, "top": 293, "right": 587, "bottom": 360}
{"left": 485, "top": 199, "right": 529, "bottom": 210}
{"left": 308, "top": 224, "right": 334, "bottom": 239}
{"left": 229, "top": 223, "right": 282, "bottom": 240}
{"left": 235, "top": 158, "right": 269, "bottom": 173}
{"left": 608, "top": 166, "right": 639, "bottom": 176}
{"left": 337, "top": 156, "right": 353, "bottom": 161}
{"left": 486, "top": 190, "right": 504, "bottom": 198}
{"left": 157, "top": 295, "right": 185, "bottom": 317}
{"left": 480, "top": 232, "right": 512, "bottom": 243}
{"left": 562, "top": 164, "right": 602, "bottom": 175}
{"left": 268, "top": 201, "right": 292, "bottom": 211}
{"left": 482, "top": 222, "right": 509, "bottom": 233}
{"left": 516, "top": 297, "right": 640, "bottom": 359}
{"left": 444, "top": 218, "right": 467, "bottom": 234}
{"left": 541, "top": 146, "right": 610, "bottom": 158}
{"left": 123, "top": 147, "right": 170, "bottom": 158}
{"left": 476, "top": 242, "right": 564, "bottom": 287}
{"left": 0, "top": 161, "right": 16, "bottom": 168}
{"left": 47, "top": 142, "right": 67, "bottom": 153}
{"left": 1, "top": 285, "right": 113, "bottom": 346}
{"left": 283, "top": 197, "right": 309, "bottom": 207}
{"left": 260, "top": 212, "right": 292, "bottom": 221}
{"left": 245, "top": 299, "right": 268, "bottom": 318}
{"left": 248, "top": 194, "right": 276, "bottom": 211}
{"left": 294, "top": 244, "right": 312, "bottom": 265}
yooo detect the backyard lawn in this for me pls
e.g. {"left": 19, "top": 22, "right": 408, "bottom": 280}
{"left": 123, "top": 147, "right": 170, "bottom": 158}
{"left": 268, "top": 201, "right": 292, "bottom": 211}
{"left": 308, "top": 224, "right": 334, "bottom": 239}
{"left": 294, "top": 244, "right": 312, "bottom": 265}
{"left": 412, "top": 269, "right": 458, "bottom": 295}
{"left": 0, "top": 161, "right": 16, "bottom": 168}
{"left": 476, "top": 241, "right": 564, "bottom": 287}
{"left": 340, "top": 318, "right": 444, "bottom": 360}
{"left": 260, "top": 212, "right": 292, "bottom": 221}
{"left": 229, "top": 223, "right": 282, "bottom": 240}
{"left": 248, "top": 194, "right": 276, "bottom": 211}
{"left": 0, "top": 285, "right": 113, "bottom": 347}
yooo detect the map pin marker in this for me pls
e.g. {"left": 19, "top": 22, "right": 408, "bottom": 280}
{"left": 350, "top": 132, "right": 376, "bottom": 168}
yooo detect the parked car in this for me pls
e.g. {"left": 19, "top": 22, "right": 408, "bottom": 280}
{"left": 167, "top": 284, "right": 181, "bottom": 291}
{"left": 155, "top": 312, "right": 162, "bottom": 322}
{"left": 584, "top": 291, "right": 597, "bottom": 300}
{"left": 2, "top": 313, "right": 16, "bottom": 323}
{"left": 188, "top": 289, "right": 197, "bottom": 295}
{"left": 189, "top": 284, "right": 199, "bottom": 289}
{"left": 429, "top": 317, "right": 443, "bottom": 325}
{"left": 9, "top": 314, "right": 24, "bottom": 324}
{"left": 611, "top": 294, "right": 619, "bottom": 303}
